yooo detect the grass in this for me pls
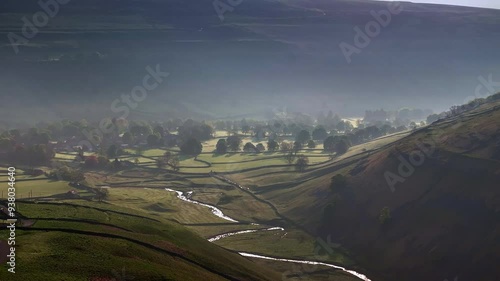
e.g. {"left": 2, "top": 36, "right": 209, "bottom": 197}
{"left": 0, "top": 128, "right": 411, "bottom": 280}
{"left": 0, "top": 179, "right": 75, "bottom": 199}
{"left": 214, "top": 228, "right": 354, "bottom": 265}
{"left": 0, "top": 231, "right": 225, "bottom": 281}
{"left": 108, "top": 187, "right": 233, "bottom": 225}
{"left": 0, "top": 201, "right": 282, "bottom": 281}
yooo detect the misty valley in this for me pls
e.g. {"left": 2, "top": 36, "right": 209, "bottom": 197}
{"left": 0, "top": 0, "right": 499, "bottom": 281}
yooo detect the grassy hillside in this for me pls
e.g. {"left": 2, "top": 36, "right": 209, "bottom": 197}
{"left": 0, "top": 200, "right": 282, "bottom": 281}
{"left": 252, "top": 98, "right": 500, "bottom": 281}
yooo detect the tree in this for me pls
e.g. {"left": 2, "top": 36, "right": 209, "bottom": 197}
{"left": 267, "top": 140, "right": 279, "bottom": 152}
{"left": 47, "top": 166, "right": 85, "bottom": 182}
{"left": 95, "top": 187, "right": 109, "bottom": 202}
{"left": 307, "top": 140, "right": 316, "bottom": 148}
{"left": 335, "top": 138, "right": 351, "bottom": 155}
{"left": 312, "top": 127, "right": 328, "bottom": 141}
{"left": 36, "top": 132, "right": 50, "bottom": 145}
{"left": 295, "top": 155, "right": 309, "bottom": 172}
{"left": 130, "top": 123, "right": 153, "bottom": 137}
{"left": 159, "top": 151, "right": 180, "bottom": 171}
{"left": 156, "top": 158, "right": 167, "bottom": 169}
{"left": 153, "top": 125, "right": 165, "bottom": 137}
{"left": 293, "top": 141, "right": 302, "bottom": 154}
{"left": 253, "top": 124, "right": 266, "bottom": 140}
{"left": 296, "top": 130, "right": 311, "bottom": 144}
{"left": 241, "top": 124, "right": 251, "bottom": 135}
{"left": 284, "top": 151, "right": 296, "bottom": 164}
{"left": 243, "top": 142, "right": 257, "bottom": 153}
{"left": 180, "top": 138, "right": 202, "bottom": 156}
{"left": 97, "top": 155, "right": 109, "bottom": 168}
{"left": 281, "top": 141, "right": 292, "bottom": 153}
{"left": 62, "top": 124, "right": 80, "bottom": 137}
{"left": 85, "top": 155, "right": 99, "bottom": 168}
{"left": 336, "top": 120, "right": 353, "bottom": 132}
{"left": 107, "top": 144, "right": 118, "bottom": 158}
{"left": 215, "top": 139, "right": 227, "bottom": 154}
{"left": 256, "top": 143, "right": 265, "bottom": 152}
{"left": 330, "top": 174, "right": 347, "bottom": 192}
{"left": 0, "top": 138, "right": 12, "bottom": 152}
{"left": 10, "top": 144, "right": 55, "bottom": 165}
{"left": 178, "top": 121, "right": 213, "bottom": 141}
{"left": 122, "top": 132, "right": 134, "bottom": 144}
{"left": 113, "top": 158, "right": 121, "bottom": 169}
{"left": 147, "top": 134, "right": 160, "bottom": 146}
{"left": 169, "top": 154, "right": 180, "bottom": 171}
{"left": 323, "top": 136, "right": 336, "bottom": 152}
{"left": 226, "top": 135, "right": 242, "bottom": 151}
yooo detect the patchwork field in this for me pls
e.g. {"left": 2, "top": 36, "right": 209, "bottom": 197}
{"left": 0, "top": 129, "right": 411, "bottom": 281}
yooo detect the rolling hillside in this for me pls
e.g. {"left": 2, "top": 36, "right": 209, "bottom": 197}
{"left": 253, "top": 96, "right": 500, "bottom": 281}
{"left": 0, "top": 201, "right": 282, "bottom": 281}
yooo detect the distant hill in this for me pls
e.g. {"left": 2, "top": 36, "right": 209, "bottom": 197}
{"left": 1, "top": 0, "right": 500, "bottom": 123}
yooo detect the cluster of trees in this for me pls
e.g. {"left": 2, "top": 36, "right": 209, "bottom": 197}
{"left": 179, "top": 138, "right": 203, "bottom": 155}
{"left": 426, "top": 93, "right": 500, "bottom": 124}
{"left": 210, "top": 122, "right": 407, "bottom": 158}
{"left": 83, "top": 155, "right": 123, "bottom": 170}
{"left": 215, "top": 136, "right": 267, "bottom": 154}
{"left": 46, "top": 166, "right": 85, "bottom": 182}
{"left": 156, "top": 151, "right": 180, "bottom": 171}
{"left": 364, "top": 108, "right": 432, "bottom": 126}
{"left": 316, "top": 110, "right": 343, "bottom": 132}
{"left": 177, "top": 120, "right": 214, "bottom": 142}
{"left": 323, "top": 136, "right": 351, "bottom": 155}
{"left": 243, "top": 142, "right": 265, "bottom": 153}
{"left": 295, "top": 155, "right": 309, "bottom": 172}
{"left": 3, "top": 144, "right": 55, "bottom": 165}
{"left": 124, "top": 122, "right": 176, "bottom": 147}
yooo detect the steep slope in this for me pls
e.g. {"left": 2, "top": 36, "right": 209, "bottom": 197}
{"left": 319, "top": 100, "right": 500, "bottom": 281}
{"left": 257, "top": 97, "right": 500, "bottom": 281}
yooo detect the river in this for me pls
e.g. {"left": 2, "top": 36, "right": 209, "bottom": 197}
{"left": 164, "top": 187, "right": 371, "bottom": 281}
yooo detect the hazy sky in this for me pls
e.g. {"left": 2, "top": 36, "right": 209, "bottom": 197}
{"left": 380, "top": 0, "right": 500, "bottom": 9}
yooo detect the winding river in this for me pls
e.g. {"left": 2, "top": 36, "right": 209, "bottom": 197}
{"left": 164, "top": 187, "right": 371, "bottom": 281}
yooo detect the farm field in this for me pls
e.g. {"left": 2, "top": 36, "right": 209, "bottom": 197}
{"left": 0, "top": 129, "right": 404, "bottom": 280}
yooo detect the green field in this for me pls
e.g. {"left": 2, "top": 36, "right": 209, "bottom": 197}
{"left": 0, "top": 129, "right": 410, "bottom": 280}
{"left": 0, "top": 179, "right": 76, "bottom": 199}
